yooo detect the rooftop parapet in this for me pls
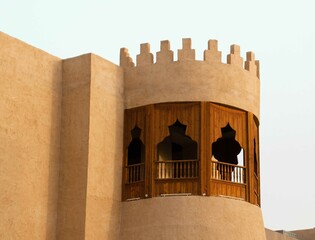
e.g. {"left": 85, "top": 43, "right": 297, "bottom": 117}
{"left": 120, "top": 38, "right": 260, "bottom": 78}
{"left": 120, "top": 48, "right": 134, "bottom": 68}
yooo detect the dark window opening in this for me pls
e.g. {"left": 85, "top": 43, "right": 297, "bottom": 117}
{"left": 157, "top": 120, "right": 198, "bottom": 179}
{"left": 158, "top": 120, "right": 197, "bottom": 161}
{"left": 211, "top": 123, "right": 244, "bottom": 182}
{"left": 127, "top": 126, "right": 145, "bottom": 182}
{"left": 212, "top": 123, "right": 241, "bottom": 165}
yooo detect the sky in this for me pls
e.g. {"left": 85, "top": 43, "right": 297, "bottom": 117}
{"left": 1, "top": 0, "right": 315, "bottom": 231}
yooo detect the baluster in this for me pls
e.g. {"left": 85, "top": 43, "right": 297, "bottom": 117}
{"left": 135, "top": 165, "right": 137, "bottom": 182}
{"left": 239, "top": 167, "right": 241, "bottom": 183}
{"left": 243, "top": 168, "right": 245, "bottom": 183}
{"left": 127, "top": 167, "right": 130, "bottom": 183}
{"left": 197, "top": 161, "right": 199, "bottom": 177}
{"left": 133, "top": 166, "right": 135, "bottom": 182}
{"left": 186, "top": 161, "right": 188, "bottom": 178}
{"left": 217, "top": 163, "right": 219, "bottom": 180}
{"left": 190, "top": 161, "right": 192, "bottom": 178}
{"left": 226, "top": 164, "right": 229, "bottom": 181}
{"left": 165, "top": 162, "right": 167, "bottom": 179}
{"left": 159, "top": 162, "right": 161, "bottom": 179}
{"left": 222, "top": 164, "right": 225, "bottom": 180}
{"left": 174, "top": 162, "right": 176, "bottom": 178}
{"left": 170, "top": 162, "right": 172, "bottom": 178}
{"left": 131, "top": 166, "right": 133, "bottom": 182}
{"left": 236, "top": 167, "right": 242, "bottom": 183}
{"left": 232, "top": 165, "right": 234, "bottom": 182}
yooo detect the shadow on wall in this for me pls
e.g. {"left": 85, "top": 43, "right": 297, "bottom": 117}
{"left": 46, "top": 63, "right": 62, "bottom": 240}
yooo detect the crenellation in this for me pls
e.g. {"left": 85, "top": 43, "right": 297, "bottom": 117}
{"left": 122, "top": 39, "right": 259, "bottom": 78}
{"left": 136, "top": 43, "right": 154, "bottom": 66}
{"left": 227, "top": 44, "right": 243, "bottom": 67}
{"left": 204, "top": 39, "right": 222, "bottom": 63}
{"left": 245, "top": 51, "right": 257, "bottom": 76}
{"left": 120, "top": 48, "right": 135, "bottom": 68}
{"left": 178, "top": 38, "right": 195, "bottom": 61}
{"left": 156, "top": 40, "right": 174, "bottom": 64}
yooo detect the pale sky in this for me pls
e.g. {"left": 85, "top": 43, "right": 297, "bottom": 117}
{"left": 1, "top": 0, "right": 315, "bottom": 231}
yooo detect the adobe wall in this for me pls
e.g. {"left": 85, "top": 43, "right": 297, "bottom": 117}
{"left": 56, "top": 54, "right": 92, "bottom": 240}
{"left": 57, "top": 54, "right": 124, "bottom": 240}
{"left": 0, "top": 32, "right": 62, "bottom": 240}
{"left": 121, "top": 196, "right": 266, "bottom": 240}
{"left": 84, "top": 54, "right": 124, "bottom": 240}
{"left": 121, "top": 39, "right": 260, "bottom": 120}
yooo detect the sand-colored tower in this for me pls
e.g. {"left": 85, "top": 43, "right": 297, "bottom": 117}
{"left": 120, "top": 39, "right": 264, "bottom": 240}
{"left": 0, "top": 32, "right": 265, "bottom": 240}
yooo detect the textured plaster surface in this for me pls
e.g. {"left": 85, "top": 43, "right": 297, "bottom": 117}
{"left": 121, "top": 196, "right": 266, "bottom": 240}
{"left": 1, "top": 32, "right": 266, "bottom": 240}
{"left": 56, "top": 54, "right": 92, "bottom": 240}
{"left": 0, "top": 32, "right": 62, "bottom": 240}
{"left": 84, "top": 54, "right": 124, "bottom": 240}
{"left": 124, "top": 61, "right": 260, "bottom": 119}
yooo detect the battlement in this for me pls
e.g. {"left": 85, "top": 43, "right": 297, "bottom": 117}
{"left": 120, "top": 38, "right": 260, "bottom": 78}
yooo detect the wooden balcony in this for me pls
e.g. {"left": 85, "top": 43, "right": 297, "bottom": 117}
{"left": 211, "top": 161, "right": 246, "bottom": 184}
{"left": 210, "top": 161, "right": 246, "bottom": 200}
{"left": 155, "top": 159, "right": 199, "bottom": 179}
{"left": 125, "top": 163, "right": 145, "bottom": 183}
{"left": 154, "top": 160, "right": 200, "bottom": 196}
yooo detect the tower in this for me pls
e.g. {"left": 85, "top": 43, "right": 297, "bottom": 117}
{"left": 0, "top": 32, "right": 266, "bottom": 240}
{"left": 120, "top": 39, "right": 264, "bottom": 240}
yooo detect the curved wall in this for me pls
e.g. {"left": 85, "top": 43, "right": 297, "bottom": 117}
{"left": 121, "top": 196, "right": 266, "bottom": 240}
{"left": 122, "top": 40, "right": 260, "bottom": 120}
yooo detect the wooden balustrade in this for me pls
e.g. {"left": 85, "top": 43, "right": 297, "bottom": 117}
{"left": 155, "top": 159, "right": 199, "bottom": 179}
{"left": 125, "top": 163, "right": 145, "bottom": 183}
{"left": 211, "top": 161, "right": 246, "bottom": 184}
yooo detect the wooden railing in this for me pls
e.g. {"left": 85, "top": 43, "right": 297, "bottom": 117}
{"left": 211, "top": 161, "right": 246, "bottom": 184}
{"left": 155, "top": 159, "right": 199, "bottom": 179}
{"left": 125, "top": 163, "right": 144, "bottom": 183}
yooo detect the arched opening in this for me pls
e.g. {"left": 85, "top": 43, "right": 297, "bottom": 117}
{"left": 157, "top": 120, "right": 198, "bottom": 179}
{"left": 211, "top": 123, "right": 245, "bottom": 183}
{"left": 127, "top": 126, "right": 145, "bottom": 182}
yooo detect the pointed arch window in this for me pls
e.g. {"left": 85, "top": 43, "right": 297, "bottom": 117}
{"left": 126, "top": 126, "right": 145, "bottom": 182}
{"left": 211, "top": 123, "right": 245, "bottom": 183}
{"left": 156, "top": 120, "right": 198, "bottom": 179}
